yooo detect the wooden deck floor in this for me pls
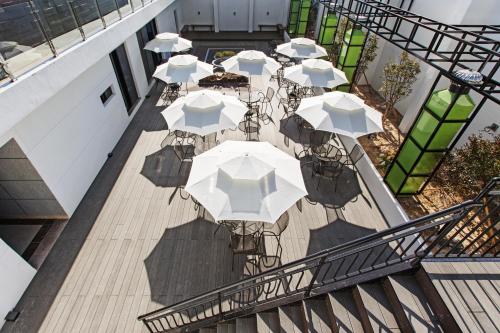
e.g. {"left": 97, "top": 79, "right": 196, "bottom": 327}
{"left": 1, "top": 79, "right": 389, "bottom": 333}
{"left": 422, "top": 260, "right": 500, "bottom": 333}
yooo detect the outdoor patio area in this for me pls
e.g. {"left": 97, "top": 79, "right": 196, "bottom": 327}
{"left": 1, "top": 41, "right": 389, "bottom": 333}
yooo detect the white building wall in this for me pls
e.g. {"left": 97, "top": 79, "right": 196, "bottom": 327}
{"left": 0, "top": 1, "right": 184, "bottom": 216}
{"left": 0, "top": 239, "right": 36, "bottom": 329}
{"left": 364, "top": 0, "right": 500, "bottom": 145}
{"left": 180, "top": 0, "right": 214, "bottom": 27}
{"left": 10, "top": 55, "right": 132, "bottom": 215}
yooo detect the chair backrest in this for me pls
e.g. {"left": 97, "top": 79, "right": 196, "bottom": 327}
{"left": 266, "top": 87, "right": 275, "bottom": 100}
{"left": 349, "top": 144, "right": 365, "bottom": 165}
{"left": 276, "top": 211, "right": 290, "bottom": 234}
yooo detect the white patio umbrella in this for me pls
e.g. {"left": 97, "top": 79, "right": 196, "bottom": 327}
{"left": 161, "top": 90, "right": 248, "bottom": 136}
{"left": 143, "top": 32, "right": 192, "bottom": 53}
{"left": 221, "top": 50, "right": 280, "bottom": 81}
{"left": 153, "top": 54, "right": 213, "bottom": 91}
{"left": 276, "top": 38, "right": 328, "bottom": 59}
{"left": 185, "top": 141, "right": 307, "bottom": 223}
{"left": 295, "top": 92, "right": 383, "bottom": 138}
{"left": 284, "top": 59, "right": 348, "bottom": 89}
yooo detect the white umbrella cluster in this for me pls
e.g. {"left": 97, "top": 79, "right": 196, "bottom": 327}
{"left": 153, "top": 54, "right": 213, "bottom": 85}
{"left": 185, "top": 141, "right": 307, "bottom": 223}
{"left": 144, "top": 32, "right": 192, "bottom": 53}
{"left": 284, "top": 59, "right": 348, "bottom": 89}
{"left": 276, "top": 38, "right": 328, "bottom": 59}
{"left": 221, "top": 50, "right": 280, "bottom": 79}
{"left": 161, "top": 90, "right": 247, "bottom": 136}
{"left": 295, "top": 92, "right": 384, "bottom": 138}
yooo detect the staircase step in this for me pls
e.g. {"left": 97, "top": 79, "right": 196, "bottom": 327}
{"left": 278, "top": 303, "right": 307, "bottom": 333}
{"left": 235, "top": 316, "right": 257, "bottom": 333}
{"left": 384, "top": 274, "right": 444, "bottom": 332}
{"left": 302, "top": 298, "right": 334, "bottom": 333}
{"left": 354, "top": 282, "right": 401, "bottom": 333}
{"left": 326, "top": 290, "right": 364, "bottom": 333}
{"left": 256, "top": 311, "right": 280, "bottom": 333}
{"left": 216, "top": 320, "right": 236, "bottom": 333}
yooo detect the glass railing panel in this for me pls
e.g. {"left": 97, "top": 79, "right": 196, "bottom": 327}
{"left": 69, "top": 0, "right": 105, "bottom": 38}
{"left": 131, "top": 0, "right": 143, "bottom": 11}
{"left": 98, "top": 0, "right": 120, "bottom": 26}
{"left": 0, "top": 2, "right": 54, "bottom": 79}
{"left": 32, "top": 0, "right": 84, "bottom": 53}
{"left": 118, "top": 0, "right": 132, "bottom": 17}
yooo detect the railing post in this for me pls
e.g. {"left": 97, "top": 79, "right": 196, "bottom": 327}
{"left": 304, "top": 256, "right": 326, "bottom": 297}
{"left": 68, "top": 1, "right": 86, "bottom": 41}
{"left": 217, "top": 292, "right": 223, "bottom": 320}
{"left": 27, "top": 0, "right": 57, "bottom": 56}
{"left": 93, "top": 0, "right": 107, "bottom": 29}
{"left": 130, "top": 0, "right": 135, "bottom": 13}
{"left": 112, "top": 0, "right": 123, "bottom": 20}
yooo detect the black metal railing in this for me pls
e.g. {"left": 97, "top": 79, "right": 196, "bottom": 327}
{"left": 138, "top": 178, "right": 499, "bottom": 333}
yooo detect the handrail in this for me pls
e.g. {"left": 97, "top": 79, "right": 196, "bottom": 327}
{"left": 138, "top": 178, "right": 499, "bottom": 332}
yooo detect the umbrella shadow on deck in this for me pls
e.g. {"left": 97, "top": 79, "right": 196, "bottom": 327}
{"left": 279, "top": 117, "right": 314, "bottom": 147}
{"left": 300, "top": 158, "right": 362, "bottom": 208}
{"left": 144, "top": 218, "right": 247, "bottom": 306}
{"left": 306, "top": 212, "right": 400, "bottom": 284}
{"left": 140, "top": 145, "right": 192, "bottom": 187}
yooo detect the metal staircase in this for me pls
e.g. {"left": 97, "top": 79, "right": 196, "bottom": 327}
{"left": 138, "top": 178, "right": 499, "bottom": 332}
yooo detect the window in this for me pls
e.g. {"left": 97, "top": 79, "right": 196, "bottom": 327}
{"left": 136, "top": 19, "right": 160, "bottom": 82}
{"left": 110, "top": 44, "right": 139, "bottom": 114}
{"left": 100, "top": 86, "right": 113, "bottom": 105}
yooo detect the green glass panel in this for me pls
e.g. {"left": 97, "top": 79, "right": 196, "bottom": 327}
{"left": 385, "top": 163, "right": 406, "bottom": 193}
{"left": 288, "top": 0, "right": 300, "bottom": 34}
{"left": 410, "top": 110, "right": 439, "bottom": 148}
{"left": 428, "top": 122, "right": 464, "bottom": 150}
{"left": 413, "top": 152, "right": 443, "bottom": 174}
{"left": 427, "top": 89, "right": 475, "bottom": 121}
{"left": 397, "top": 139, "right": 421, "bottom": 173}
{"left": 318, "top": 14, "right": 337, "bottom": 46}
{"left": 337, "top": 28, "right": 365, "bottom": 82}
{"left": 400, "top": 177, "right": 426, "bottom": 194}
{"left": 297, "top": 0, "right": 311, "bottom": 36}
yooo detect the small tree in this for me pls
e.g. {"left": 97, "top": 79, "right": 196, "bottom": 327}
{"left": 379, "top": 51, "right": 420, "bottom": 118}
{"left": 438, "top": 133, "right": 500, "bottom": 198}
{"left": 354, "top": 35, "right": 378, "bottom": 85}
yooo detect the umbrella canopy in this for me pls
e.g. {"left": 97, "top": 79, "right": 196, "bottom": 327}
{"left": 153, "top": 54, "right": 213, "bottom": 84}
{"left": 284, "top": 59, "right": 348, "bottom": 88}
{"left": 221, "top": 50, "right": 280, "bottom": 78}
{"left": 185, "top": 141, "right": 307, "bottom": 223}
{"left": 144, "top": 32, "right": 192, "bottom": 53}
{"left": 295, "top": 92, "right": 384, "bottom": 138}
{"left": 276, "top": 38, "right": 328, "bottom": 59}
{"left": 161, "top": 90, "right": 247, "bottom": 136}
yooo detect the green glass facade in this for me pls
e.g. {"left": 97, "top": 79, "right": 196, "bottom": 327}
{"left": 288, "top": 0, "right": 311, "bottom": 37}
{"left": 337, "top": 26, "right": 366, "bottom": 92}
{"left": 318, "top": 12, "right": 338, "bottom": 47}
{"left": 385, "top": 87, "right": 476, "bottom": 195}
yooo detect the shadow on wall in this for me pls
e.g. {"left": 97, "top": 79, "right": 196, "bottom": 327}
{"left": 0, "top": 139, "right": 67, "bottom": 220}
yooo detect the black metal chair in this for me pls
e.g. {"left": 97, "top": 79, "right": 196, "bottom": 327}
{"left": 340, "top": 144, "right": 365, "bottom": 168}
{"left": 258, "top": 87, "right": 275, "bottom": 125}
{"left": 311, "top": 156, "right": 346, "bottom": 192}
{"left": 262, "top": 211, "right": 289, "bottom": 245}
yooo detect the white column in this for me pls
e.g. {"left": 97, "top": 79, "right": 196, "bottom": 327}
{"left": 213, "top": 0, "right": 220, "bottom": 32}
{"left": 248, "top": 0, "right": 254, "bottom": 33}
